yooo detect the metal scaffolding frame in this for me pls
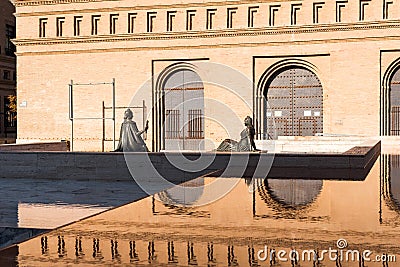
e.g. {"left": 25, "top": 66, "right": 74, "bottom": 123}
{"left": 69, "top": 79, "right": 116, "bottom": 152}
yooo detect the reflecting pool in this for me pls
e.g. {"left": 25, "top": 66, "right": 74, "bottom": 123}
{"left": 1, "top": 155, "right": 400, "bottom": 266}
{"left": 0, "top": 178, "right": 147, "bottom": 249}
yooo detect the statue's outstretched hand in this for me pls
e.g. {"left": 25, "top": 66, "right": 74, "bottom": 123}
{"left": 144, "top": 120, "right": 149, "bottom": 132}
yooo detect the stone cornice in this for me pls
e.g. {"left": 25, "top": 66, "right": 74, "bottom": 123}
{"left": 15, "top": 0, "right": 294, "bottom": 8}
{"left": 15, "top": 35, "right": 400, "bottom": 57}
{"left": 13, "top": 20, "right": 400, "bottom": 47}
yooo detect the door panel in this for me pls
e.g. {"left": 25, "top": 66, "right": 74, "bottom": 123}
{"left": 265, "top": 67, "right": 323, "bottom": 138}
{"left": 164, "top": 70, "right": 204, "bottom": 150}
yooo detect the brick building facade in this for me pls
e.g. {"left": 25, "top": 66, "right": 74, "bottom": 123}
{"left": 13, "top": 0, "right": 400, "bottom": 151}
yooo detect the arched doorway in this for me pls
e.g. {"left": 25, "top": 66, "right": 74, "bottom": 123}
{"left": 389, "top": 67, "right": 400, "bottom": 135}
{"left": 163, "top": 69, "right": 204, "bottom": 150}
{"left": 264, "top": 67, "right": 323, "bottom": 139}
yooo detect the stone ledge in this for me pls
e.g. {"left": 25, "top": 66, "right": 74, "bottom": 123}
{"left": 0, "top": 141, "right": 70, "bottom": 152}
{"left": 0, "top": 140, "right": 380, "bottom": 181}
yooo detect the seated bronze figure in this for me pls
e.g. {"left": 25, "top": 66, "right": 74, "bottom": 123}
{"left": 217, "top": 116, "right": 259, "bottom": 152}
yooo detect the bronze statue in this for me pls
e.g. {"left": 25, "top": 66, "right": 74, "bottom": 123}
{"left": 217, "top": 116, "right": 259, "bottom": 152}
{"left": 114, "top": 109, "right": 149, "bottom": 152}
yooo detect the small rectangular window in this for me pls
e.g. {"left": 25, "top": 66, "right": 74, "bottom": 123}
{"left": 359, "top": 0, "right": 370, "bottom": 21}
{"left": 206, "top": 9, "right": 217, "bottom": 30}
{"left": 39, "top": 18, "right": 48, "bottom": 37}
{"left": 56, "top": 17, "right": 65, "bottom": 37}
{"left": 128, "top": 13, "right": 137, "bottom": 33}
{"left": 91, "top": 15, "right": 101, "bottom": 35}
{"left": 291, "top": 4, "right": 302, "bottom": 25}
{"left": 186, "top": 10, "right": 196, "bottom": 30}
{"left": 147, "top": 12, "right": 157, "bottom": 32}
{"left": 269, "top": 5, "right": 280, "bottom": 26}
{"left": 110, "top": 14, "right": 119, "bottom": 34}
{"left": 248, "top": 6, "right": 259, "bottom": 28}
{"left": 336, "top": 1, "right": 347, "bottom": 22}
{"left": 227, "top": 7, "right": 237, "bottom": 29}
{"left": 383, "top": 0, "right": 393, "bottom": 19}
{"left": 313, "top": 3, "right": 324, "bottom": 24}
{"left": 74, "top": 16, "right": 83, "bottom": 36}
{"left": 167, "top": 11, "right": 177, "bottom": 32}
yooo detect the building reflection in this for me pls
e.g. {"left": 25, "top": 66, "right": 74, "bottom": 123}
{"left": 57, "top": 235, "right": 66, "bottom": 258}
{"left": 167, "top": 241, "right": 177, "bottom": 264}
{"left": 92, "top": 238, "right": 103, "bottom": 260}
{"left": 156, "top": 178, "right": 205, "bottom": 207}
{"left": 74, "top": 236, "right": 84, "bottom": 258}
{"left": 381, "top": 154, "right": 400, "bottom": 224}
{"left": 251, "top": 177, "right": 324, "bottom": 220}
{"left": 382, "top": 154, "right": 400, "bottom": 211}
{"left": 3, "top": 158, "right": 400, "bottom": 266}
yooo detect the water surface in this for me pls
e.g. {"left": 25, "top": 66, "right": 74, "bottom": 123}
{"left": 1, "top": 155, "right": 400, "bottom": 266}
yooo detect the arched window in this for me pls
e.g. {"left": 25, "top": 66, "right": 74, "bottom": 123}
{"left": 264, "top": 67, "right": 323, "bottom": 138}
{"left": 389, "top": 67, "right": 400, "bottom": 135}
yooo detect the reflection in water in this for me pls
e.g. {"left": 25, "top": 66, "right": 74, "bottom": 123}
{"left": 254, "top": 178, "right": 324, "bottom": 220}
{"left": 129, "top": 240, "right": 139, "bottom": 263}
{"left": 265, "top": 179, "right": 323, "bottom": 208}
{"left": 2, "top": 155, "right": 400, "bottom": 266}
{"left": 381, "top": 154, "right": 400, "bottom": 225}
{"left": 167, "top": 241, "right": 177, "bottom": 264}
{"left": 247, "top": 244, "right": 259, "bottom": 267}
{"left": 92, "top": 238, "right": 103, "bottom": 260}
{"left": 187, "top": 242, "right": 198, "bottom": 265}
{"left": 57, "top": 235, "right": 66, "bottom": 258}
{"left": 110, "top": 239, "right": 121, "bottom": 262}
{"left": 227, "top": 245, "right": 238, "bottom": 266}
{"left": 40, "top": 236, "right": 48, "bottom": 255}
{"left": 207, "top": 242, "right": 216, "bottom": 265}
{"left": 156, "top": 178, "right": 205, "bottom": 207}
{"left": 75, "top": 236, "right": 84, "bottom": 258}
{"left": 385, "top": 155, "right": 400, "bottom": 209}
{"left": 148, "top": 240, "right": 157, "bottom": 264}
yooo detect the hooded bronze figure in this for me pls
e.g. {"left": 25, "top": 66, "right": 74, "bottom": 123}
{"left": 114, "top": 109, "right": 149, "bottom": 152}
